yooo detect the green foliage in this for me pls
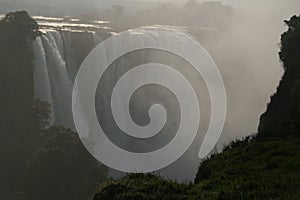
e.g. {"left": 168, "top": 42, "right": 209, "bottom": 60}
{"left": 94, "top": 174, "right": 192, "bottom": 200}
{"left": 193, "top": 137, "right": 300, "bottom": 199}
{"left": 94, "top": 137, "right": 300, "bottom": 200}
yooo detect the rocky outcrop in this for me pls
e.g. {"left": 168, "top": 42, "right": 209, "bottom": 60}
{"left": 258, "top": 15, "right": 300, "bottom": 138}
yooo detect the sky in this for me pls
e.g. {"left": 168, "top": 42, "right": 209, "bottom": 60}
{"left": 132, "top": 0, "right": 300, "bottom": 13}
{"left": 2, "top": 0, "right": 300, "bottom": 16}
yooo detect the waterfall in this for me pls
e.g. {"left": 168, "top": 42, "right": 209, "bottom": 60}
{"left": 33, "top": 30, "right": 74, "bottom": 130}
{"left": 33, "top": 30, "right": 104, "bottom": 130}
{"left": 33, "top": 27, "right": 204, "bottom": 181}
{"left": 61, "top": 31, "right": 77, "bottom": 81}
{"left": 93, "top": 32, "right": 103, "bottom": 46}
{"left": 33, "top": 36, "right": 55, "bottom": 124}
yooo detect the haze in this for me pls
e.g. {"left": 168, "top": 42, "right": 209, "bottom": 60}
{"left": 1, "top": 0, "right": 300, "bottom": 181}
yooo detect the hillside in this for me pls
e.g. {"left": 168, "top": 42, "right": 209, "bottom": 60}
{"left": 94, "top": 137, "right": 300, "bottom": 200}
{"left": 259, "top": 15, "right": 300, "bottom": 138}
{"left": 0, "top": 11, "right": 107, "bottom": 200}
{"left": 93, "top": 15, "right": 300, "bottom": 200}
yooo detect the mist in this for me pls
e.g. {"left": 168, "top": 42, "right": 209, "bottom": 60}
{"left": 1, "top": 0, "right": 300, "bottom": 182}
{"left": 120, "top": 0, "right": 300, "bottom": 181}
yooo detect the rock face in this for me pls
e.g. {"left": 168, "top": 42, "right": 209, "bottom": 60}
{"left": 0, "top": 11, "right": 108, "bottom": 200}
{"left": 258, "top": 15, "right": 300, "bottom": 138}
{"left": 0, "top": 10, "right": 38, "bottom": 142}
{"left": 0, "top": 10, "right": 40, "bottom": 200}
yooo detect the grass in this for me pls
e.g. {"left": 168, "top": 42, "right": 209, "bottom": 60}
{"left": 93, "top": 136, "right": 300, "bottom": 200}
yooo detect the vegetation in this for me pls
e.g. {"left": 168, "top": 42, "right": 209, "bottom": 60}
{"left": 94, "top": 137, "right": 300, "bottom": 200}
{"left": 93, "top": 15, "right": 300, "bottom": 200}
{"left": 258, "top": 15, "right": 300, "bottom": 138}
{"left": 94, "top": 174, "right": 192, "bottom": 200}
{"left": 1, "top": 9, "right": 300, "bottom": 200}
{"left": 0, "top": 11, "right": 107, "bottom": 200}
{"left": 0, "top": 11, "right": 40, "bottom": 199}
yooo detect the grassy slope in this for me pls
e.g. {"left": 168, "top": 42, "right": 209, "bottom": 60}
{"left": 93, "top": 136, "right": 300, "bottom": 200}
{"left": 193, "top": 137, "right": 300, "bottom": 199}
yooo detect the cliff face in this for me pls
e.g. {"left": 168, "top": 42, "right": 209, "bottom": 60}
{"left": 258, "top": 15, "right": 300, "bottom": 138}
{"left": 0, "top": 10, "right": 41, "bottom": 199}
{"left": 0, "top": 10, "right": 39, "bottom": 138}
{"left": 0, "top": 11, "right": 108, "bottom": 200}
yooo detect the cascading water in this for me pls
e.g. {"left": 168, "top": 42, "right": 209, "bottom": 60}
{"left": 41, "top": 31, "right": 74, "bottom": 129}
{"left": 33, "top": 36, "right": 55, "bottom": 124}
{"left": 93, "top": 32, "right": 103, "bottom": 45}
{"left": 81, "top": 27, "right": 211, "bottom": 180}
{"left": 33, "top": 31, "right": 73, "bottom": 129}
{"left": 33, "top": 27, "right": 203, "bottom": 181}
{"left": 61, "top": 31, "right": 77, "bottom": 81}
{"left": 33, "top": 30, "right": 104, "bottom": 130}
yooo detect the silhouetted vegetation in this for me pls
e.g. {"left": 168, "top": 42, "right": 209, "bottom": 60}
{"left": 1, "top": 9, "right": 300, "bottom": 200}
{"left": 259, "top": 15, "right": 300, "bottom": 138}
{"left": 0, "top": 11, "right": 107, "bottom": 200}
